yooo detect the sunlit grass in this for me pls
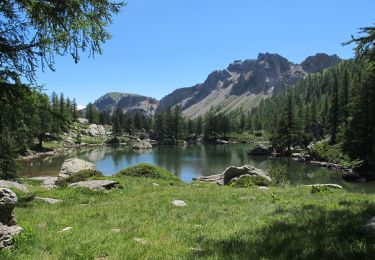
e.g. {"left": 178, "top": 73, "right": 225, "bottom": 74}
{"left": 2, "top": 174, "right": 375, "bottom": 259}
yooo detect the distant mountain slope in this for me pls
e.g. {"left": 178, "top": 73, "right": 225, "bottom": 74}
{"left": 157, "top": 53, "right": 342, "bottom": 118}
{"left": 93, "top": 92, "right": 159, "bottom": 117}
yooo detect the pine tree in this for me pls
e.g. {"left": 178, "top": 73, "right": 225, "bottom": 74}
{"left": 111, "top": 108, "right": 123, "bottom": 137}
{"left": 154, "top": 113, "right": 167, "bottom": 140}
{"left": 86, "top": 103, "right": 99, "bottom": 124}
{"left": 35, "top": 94, "right": 53, "bottom": 150}
{"left": 72, "top": 99, "right": 79, "bottom": 122}
{"left": 0, "top": 128, "right": 17, "bottom": 180}
{"left": 271, "top": 96, "right": 296, "bottom": 153}
{"left": 328, "top": 74, "right": 339, "bottom": 144}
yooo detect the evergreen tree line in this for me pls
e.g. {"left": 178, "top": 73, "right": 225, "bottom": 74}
{"left": 246, "top": 58, "right": 375, "bottom": 172}
{"left": 0, "top": 85, "right": 78, "bottom": 179}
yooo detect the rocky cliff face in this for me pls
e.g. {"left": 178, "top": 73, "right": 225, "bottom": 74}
{"left": 157, "top": 53, "right": 341, "bottom": 118}
{"left": 93, "top": 92, "right": 159, "bottom": 117}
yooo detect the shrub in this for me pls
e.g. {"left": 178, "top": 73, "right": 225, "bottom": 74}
{"left": 116, "top": 163, "right": 181, "bottom": 182}
{"left": 56, "top": 169, "right": 103, "bottom": 187}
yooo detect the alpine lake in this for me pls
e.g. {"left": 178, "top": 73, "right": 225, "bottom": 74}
{"left": 18, "top": 144, "right": 375, "bottom": 193}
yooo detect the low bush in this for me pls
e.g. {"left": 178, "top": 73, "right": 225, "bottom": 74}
{"left": 116, "top": 163, "right": 181, "bottom": 182}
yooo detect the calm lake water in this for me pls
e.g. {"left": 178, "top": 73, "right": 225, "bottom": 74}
{"left": 19, "top": 144, "right": 375, "bottom": 192}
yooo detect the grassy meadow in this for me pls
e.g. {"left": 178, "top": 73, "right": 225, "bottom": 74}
{"left": 2, "top": 166, "right": 375, "bottom": 259}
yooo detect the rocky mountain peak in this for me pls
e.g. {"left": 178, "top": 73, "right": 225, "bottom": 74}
{"left": 157, "top": 52, "right": 342, "bottom": 118}
{"left": 301, "top": 53, "right": 342, "bottom": 73}
{"left": 93, "top": 92, "right": 159, "bottom": 117}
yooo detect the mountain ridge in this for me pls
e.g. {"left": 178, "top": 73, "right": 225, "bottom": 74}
{"left": 92, "top": 53, "right": 342, "bottom": 118}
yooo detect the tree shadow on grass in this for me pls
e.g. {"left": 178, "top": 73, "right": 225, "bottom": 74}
{"left": 192, "top": 201, "right": 375, "bottom": 259}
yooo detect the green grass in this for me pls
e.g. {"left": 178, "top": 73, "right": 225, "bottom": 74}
{"left": 42, "top": 141, "right": 64, "bottom": 150}
{"left": 2, "top": 170, "right": 375, "bottom": 259}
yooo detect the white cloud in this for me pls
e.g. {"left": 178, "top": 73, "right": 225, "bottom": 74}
{"left": 77, "top": 105, "right": 85, "bottom": 111}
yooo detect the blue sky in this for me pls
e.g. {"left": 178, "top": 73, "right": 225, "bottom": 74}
{"left": 36, "top": 0, "right": 375, "bottom": 107}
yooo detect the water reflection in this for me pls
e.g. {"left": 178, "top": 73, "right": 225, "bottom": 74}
{"left": 18, "top": 144, "right": 375, "bottom": 192}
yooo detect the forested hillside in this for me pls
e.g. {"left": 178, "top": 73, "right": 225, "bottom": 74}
{"left": 247, "top": 56, "right": 375, "bottom": 174}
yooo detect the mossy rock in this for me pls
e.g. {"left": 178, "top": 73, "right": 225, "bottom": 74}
{"left": 56, "top": 169, "right": 103, "bottom": 187}
{"left": 115, "top": 163, "right": 181, "bottom": 182}
{"left": 230, "top": 175, "right": 270, "bottom": 188}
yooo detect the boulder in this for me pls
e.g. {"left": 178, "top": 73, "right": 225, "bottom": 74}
{"left": 69, "top": 180, "right": 118, "bottom": 190}
{"left": 59, "top": 158, "right": 96, "bottom": 180}
{"left": 63, "top": 137, "right": 76, "bottom": 148}
{"left": 0, "top": 180, "right": 29, "bottom": 193}
{"left": 29, "top": 176, "right": 58, "bottom": 189}
{"left": 306, "top": 184, "right": 343, "bottom": 189}
{"left": 194, "top": 165, "right": 271, "bottom": 185}
{"left": 216, "top": 139, "right": 229, "bottom": 144}
{"left": 35, "top": 197, "right": 63, "bottom": 204}
{"left": 0, "top": 223, "right": 23, "bottom": 249}
{"left": 132, "top": 140, "right": 152, "bottom": 150}
{"left": 84, "top": 124, "right": 106, "bottom": 137}
{"left": 248, "top": 144, "right": 271, "bottom": 156}
{"left": 0, "top": 188, "right": 22, "bottom": 249}
{"left": 291, "top": 153, "right": 305, "bottom": 161}
{"left": 172, "top": 200, "right": 187, "bottom": 207}
{"left": 77, "top": 118, "right": 89, "bottom": 124}
{"left": 365, "top": 216, "right": 375, "bottom": 234}
{"left": 0, "top": 188, "right": 18, "bottom": 226}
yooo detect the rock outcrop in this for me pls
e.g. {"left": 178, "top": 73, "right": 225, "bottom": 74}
{"left": 59, "top": 158, "right": 96, "bottom": 180}
{"left": 77, "top": 118, "right": 89, "bottom": 124}
{"left": 0, "top": 188, "right": 22, "bottom": 249}
{"left": 193, "top": 165, "right": 271, "bottom": 185}
{"left": 86, "top": 124, "right": 106, "bottom": 137}
{"left": 69, "top": 180, "right": 118, "bottom": 190}
{"left": 132, "top": 140, "right": 153, "bottom": 150}
{"left": 0, "top": 180, "right": 29, "bottom": 193}
{"left": 92, "top": 92, "right": 159, "bottom": 117}
{"left": 248, "top": 144, "right": 271, "bottom": 156}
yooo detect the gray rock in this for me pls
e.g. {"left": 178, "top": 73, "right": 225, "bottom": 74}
{"left": 87, "top": 124, "right": 106, "bottom": 137}
{"left": 306, "top": 184, "right": 343, "bottom": 189}
{"left": 133, "top": 237, "right": 147, "bottom": 245}
{"left": 0, "top": 180, "right": 29, "bottom": 193}
{"left": 63, "top": 137, "right": 76, "bottom": 148}
{"left": 77, "top": 118, "right": 89, "bottom": 124}
{"left": 42, "top": 177, "right": 58, "bottom": 189}
{"left": 172, "top": 200, "right": 187, "bottom": 207}
{"left": 132, "top": 140, "right": 152, "bottom": 150}
{"left": 60, "top": 227, "right": 72, "bottom": 232}
{"left": 291, "top": 153, "right": 305, "bottom": 161}
{"left": 0, "top": 223, "right": 23, "bottom": 249}
{"left": 0, "top": 188, "right": 22, "bottom": 250}
{"left": 248, "top": 144, "right": 271, "bottom": 156}
{"left": 194, "top": 165, "right": 271, "bottom": 185}
{"left": 69, "top": 180, "right": 118, "bottom": 190}
{"left": 216, "top": 139, "right": 229, "bottom": 144}
{"left": 365, "top": 216, "right": 375, "bottom": 234}
{"left": 35, "top": 197, "right": 63, "bottom": 204}
{"left": 59, "top": 158, "right": 96, "bottom": 180}
{"left": 0, "top": 188, "right": 18, "bottom": 226}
